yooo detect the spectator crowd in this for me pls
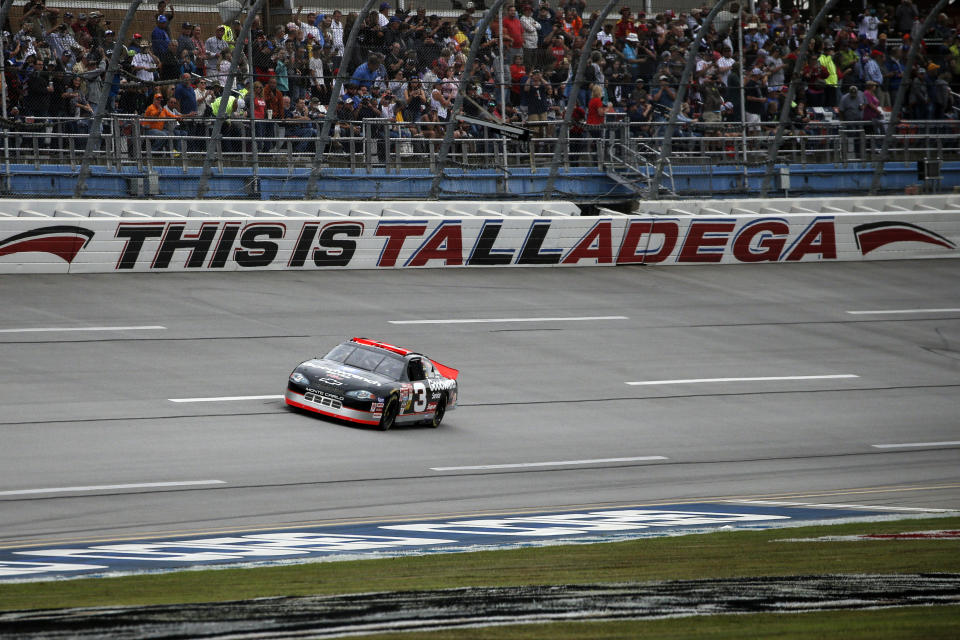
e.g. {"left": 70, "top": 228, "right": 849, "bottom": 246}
{"left": 2, "top": 0, "right": 959, "bottom": 153}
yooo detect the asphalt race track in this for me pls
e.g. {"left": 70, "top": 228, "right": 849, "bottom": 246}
{"left": 1, "top": 261, "right": 959, "bottom": 553}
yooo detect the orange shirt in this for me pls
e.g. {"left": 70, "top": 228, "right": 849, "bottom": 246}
{"left": 142, "top": 103, "right": 165, "bottom": 130}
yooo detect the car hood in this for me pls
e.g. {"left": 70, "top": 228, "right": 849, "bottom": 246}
{"left": 296, "top": 358, "right": 397, "bottom": 391}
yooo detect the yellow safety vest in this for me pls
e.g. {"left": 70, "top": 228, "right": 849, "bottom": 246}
{"left": 818, "top": 54, "right": 838, "bottom": 87}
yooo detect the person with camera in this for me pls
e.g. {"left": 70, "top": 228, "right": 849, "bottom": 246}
{"left": 744, "top": 66, "right": 767, "bottom": 133}
{"left": 650, "top": 74, "right": 676, "bottom": 120}
{"left": 524, "top": 67, "right": 552, "bottom": 140}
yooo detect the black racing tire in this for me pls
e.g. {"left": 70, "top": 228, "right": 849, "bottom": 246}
{"left": 429, "top": 394, "right": 446, "bottom": 428}
{"left": 378, "top": 396, "right": 399, "bottom": 431}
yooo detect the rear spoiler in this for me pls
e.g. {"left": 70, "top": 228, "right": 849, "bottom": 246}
{"left": 431, "top": 360, "right": 459, "bottom": 381}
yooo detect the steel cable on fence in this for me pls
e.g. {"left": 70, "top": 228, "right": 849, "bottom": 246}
{"left": 305, "top": 0, "right": 380, "bottom": 201}
{"left": 427, "top": 0, "right": 507, "bottom": 200}
{"left": 648, "top": 0, "right": 729, "bottom": 200}
{"left": 869, "top": 0, "right": 951, "bottom": 195}
{"left": 759, "top": 0, "right": 840, "bottom": 198}
{"left": 198, "top": 0, "right": 265, "bottom": 200}
{"left": 542, "top": 0, "right": 619, "bottom": 200}
{"left": 74, "top": 0, "right": 143, "bottom": 198}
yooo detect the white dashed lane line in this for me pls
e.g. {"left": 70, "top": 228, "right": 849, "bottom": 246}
{"left": 872, "top": 441, "right": 960, "bottom": 449}
{"left": 0, "top": 325, "right": 166, "bottom": 333}
{"left": 846, "top": 308, "right": 960, "bottom": 315}
{"left": 169, "top": 395, "right": 283, "bottom": 403}
{"left": 431, "top": 456, "right": 668, "bottom": 471}
{"left": 0, "top": 480, "right": 226, "bottom": 496}
{"left": 626, "top": 374, "right": 859, "bottom": 386}
{"left": 389, "top": 316, "right": 629, "bottom": 324}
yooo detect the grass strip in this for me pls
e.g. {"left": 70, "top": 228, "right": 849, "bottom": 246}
{"left": 1, "top": 515, "right": 958, "bottom": 612}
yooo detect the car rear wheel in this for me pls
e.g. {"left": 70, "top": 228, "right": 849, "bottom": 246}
{"left": 429, "top": 395, "right": 446, "bottom": 428}
{"left": 378, "top": 396, "right": 398, "bottom": 431}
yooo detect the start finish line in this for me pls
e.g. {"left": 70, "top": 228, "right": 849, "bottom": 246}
{"left": 0, "top": 502, "right": 910, "bottom": 582}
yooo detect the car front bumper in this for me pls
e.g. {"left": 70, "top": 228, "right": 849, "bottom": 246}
{"left": 284, "top": 389, "right": 382, "bottom": 426}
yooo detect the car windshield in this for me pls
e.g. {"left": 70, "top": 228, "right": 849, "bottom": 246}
{"left": 323, "top": 343, "right": 355, "bottom": 363}
{"left": 322, "top": 344, "right": 404, "bottom": 380}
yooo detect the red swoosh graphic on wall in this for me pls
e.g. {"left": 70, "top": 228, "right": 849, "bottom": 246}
{"left": 0, "top": 226, "right": 94, "bottom": 263}
{"left": 854, "top": 222, "right": 956, "bottom": 256}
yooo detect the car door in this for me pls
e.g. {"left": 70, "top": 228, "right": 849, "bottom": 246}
{"left": 405, "top": 357, "right": 429, "bottom": 416}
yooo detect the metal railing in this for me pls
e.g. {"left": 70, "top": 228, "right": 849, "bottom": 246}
{"left": 4, "top": 115, "right": 957, "bottom": 170}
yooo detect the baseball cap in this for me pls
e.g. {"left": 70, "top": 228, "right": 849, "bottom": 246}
{"left": 157, "top": 15, "right": 167, "bottom": 23}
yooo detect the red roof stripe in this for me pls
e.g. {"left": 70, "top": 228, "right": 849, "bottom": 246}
{"left": 350, "top": 337, "right": 412, "bottom": 356}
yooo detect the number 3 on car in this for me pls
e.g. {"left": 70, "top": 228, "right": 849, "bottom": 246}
{"left": 412, "top": 381, "right": 427, "bottom": 413}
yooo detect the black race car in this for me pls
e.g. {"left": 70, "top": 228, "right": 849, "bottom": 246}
{"left": 285, "top": 337, "right": 459, "bottom": 430}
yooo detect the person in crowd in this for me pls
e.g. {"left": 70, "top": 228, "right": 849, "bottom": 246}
{"left": 142, "top": 92, "right": 171, "bottom": 151}
{"left": 151, "top": 15, "right": 171, "bottom": 57}
{"left": 524, "top": 67, "right": 552, "bottom": 138}
{"left": 839, "top": 84, "right": 865, "bottom": 122}
{"left": 204, "top": 25, "right": 229, "bottom": 69}
{"left": 862, "top": 80, "right": 883, "bottom": 134}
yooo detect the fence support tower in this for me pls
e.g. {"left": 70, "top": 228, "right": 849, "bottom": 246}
{"left": 305, "top": 0, "right": 380, "bottom": 200}
{"left": 198, "top": 0, "right": 264, "bottom": 199}
{"left": 870, "top": 0, "right": 950, "bottom": 195}
{"left": 75, "top": 0, "right": 144, "bottom": 198}
{"left": 649, "top": 0, "right": 728, "bottom": 199}
{"left": 428, "top": 0, "right": 507, "bottom": 200}
{"left": 542, "top": 0, "right": 619, "bottom": 200}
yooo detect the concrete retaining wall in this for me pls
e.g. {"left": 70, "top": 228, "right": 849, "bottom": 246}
{"left": 1, "top": 197, "right": 956, "bottom": 273}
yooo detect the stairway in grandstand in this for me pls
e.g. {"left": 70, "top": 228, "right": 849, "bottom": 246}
{"left": 606, "top": 142, "right": 677, "bottom": 199}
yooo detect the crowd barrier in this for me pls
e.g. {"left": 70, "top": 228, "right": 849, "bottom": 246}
{"left": 1, "top": 196, "right": 957, "bottom": 273}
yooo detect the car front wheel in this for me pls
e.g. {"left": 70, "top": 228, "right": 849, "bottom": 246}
{"left": 429, "top": 395, "right": 446, "bottom": 428}
{"left": 378, "top": 396, "right": 398, "bottom": 431}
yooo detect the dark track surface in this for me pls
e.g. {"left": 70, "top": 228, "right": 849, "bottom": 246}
{"left": 1, "top": 262, "right": 958, "bottom": 547}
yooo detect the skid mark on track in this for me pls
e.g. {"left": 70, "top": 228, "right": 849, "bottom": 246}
{"left": 1, "top": 575, "right": 958, "bottom": 639}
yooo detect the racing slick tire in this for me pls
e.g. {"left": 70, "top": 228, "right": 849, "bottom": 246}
{"left": 428, "top": 394, "right": 446, "bottom": 428}
{"left": 379, "top": 396, "right": 399, "bottom": 431}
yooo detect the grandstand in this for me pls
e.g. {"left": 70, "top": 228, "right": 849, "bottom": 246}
{"left": 0, "top": 0, "right": 957, "bottom": 201}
